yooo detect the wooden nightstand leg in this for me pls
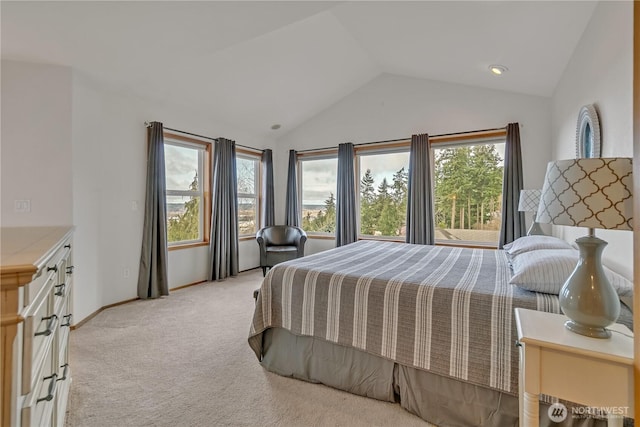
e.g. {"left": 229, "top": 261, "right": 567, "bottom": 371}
{"left": 522, "top": 392, "right": 539, "bottom": 427}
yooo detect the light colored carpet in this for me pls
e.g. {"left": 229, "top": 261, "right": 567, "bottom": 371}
{"left": 67, "top": 269, "right": 432, "bottom": 426}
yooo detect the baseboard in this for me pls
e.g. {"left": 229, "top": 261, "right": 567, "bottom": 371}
{"left": 170, "top": 279, "right": 207, "bottom": 291}
{"left": 71, "top": 297, "right": 138, "bottom": 330}
{"left": 71, "top": 269, "right": 262, "bottom": 330}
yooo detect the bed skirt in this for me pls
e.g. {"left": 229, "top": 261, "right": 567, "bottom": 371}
{"left": 262, "top": 328, "right": 610, "bottom": 427}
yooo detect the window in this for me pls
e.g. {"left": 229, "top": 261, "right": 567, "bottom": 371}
{"left": 432, "top": 138, "right": 505, "bottom": 246}
{"left": 300, "top": 156, "right": 338, "bottom": 234}
{"left": 358, "top": 151, "right": 410, "bottom": 239}
{"left": 237, "top": 153, "right": 260, "bottom": 236}
{"left": 164, "top": 135, "right": 210, "bottom": 247}
{"left": 297, "top": 130, "right": 505, "bottom": 246}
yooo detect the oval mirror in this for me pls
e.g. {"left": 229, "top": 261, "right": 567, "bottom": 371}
{"left": 575, "top": 104, "right": 601, "bottom": 158}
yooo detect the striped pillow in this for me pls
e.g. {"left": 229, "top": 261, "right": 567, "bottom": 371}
{"left": 503, "top": 235, "right": 573, "bottom": 257}
{"left": 509, "top": 249, "right": 634, "bottom": 296}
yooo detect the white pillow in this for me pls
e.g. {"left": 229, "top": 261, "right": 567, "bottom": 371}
{"left": 503, "top": 235, "right": 573, "bottom": 257}
{"left": 509, "top": 249, "right": 634, "bottom": 296}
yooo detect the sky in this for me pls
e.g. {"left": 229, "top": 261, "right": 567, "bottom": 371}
{"left": 164, "top": 144, "right": 257, "bottom": 194}
{"left": 165, "top": 144, "right": 199, "bottom": 191}
{"left": 300, "top": 158, "right": 338, "bottom": 206}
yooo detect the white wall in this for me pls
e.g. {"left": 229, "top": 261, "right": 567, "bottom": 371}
{"left": 274, "top": 73, "right": 553, "bottom": 252}
{"left": 1, "top": 61, "right": 73, "bottom": 226}
{"left": 2, "top": 61, "right": 272, "bottom": 323}
{"left": 70, "top": 71, "right": 273, "bottom": 321}
{"left": 551, "top": 1, "right": 633, "bottom": 279}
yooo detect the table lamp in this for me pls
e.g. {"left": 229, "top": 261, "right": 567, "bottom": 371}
{"left": 536, "top": 158, "right": 633, "bottom": 338}
{"left": 518, "top": 189, "right": 544, "bottom": 235}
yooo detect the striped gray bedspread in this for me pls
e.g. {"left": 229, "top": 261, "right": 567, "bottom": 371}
{"left": 248, "top": 240, "right": 563, "bottom": 395}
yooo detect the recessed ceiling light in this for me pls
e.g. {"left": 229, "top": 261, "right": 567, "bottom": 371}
{"left": 270, "top": 124, "right": 281, "bottom": 130}
{"left": 489, "top": 65, "right": 508, "bottom": 76}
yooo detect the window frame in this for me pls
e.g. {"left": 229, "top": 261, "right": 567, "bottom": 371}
{"left": 164, "top": 132, "right": 211, "bottom": 251}
{"left": 355, "top": 146, "right": 410, "bottom": 242}
{"left": 431, "top": 134, "right": 506, "bottom": 248}
{"left": 236, "top": 148, "right": 262, "bottom": 239}
{"left": 297, "top": 150, "right": 338, "bottom": 237}
{"left": 294, "top": 128, "right": 507, "bottom": 247}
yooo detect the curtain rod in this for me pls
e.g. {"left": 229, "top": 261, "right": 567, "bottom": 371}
{"left": 145, "top": 122, "right": 264, "bottom": 153}
{"left": 295, "top": 126, "right": 507, "bottom": 154}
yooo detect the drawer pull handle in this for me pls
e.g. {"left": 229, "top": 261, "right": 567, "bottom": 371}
{"left": 57, "top": 364, "right": 69, "bottom": 382}
{"left": 64, "top": 244, "right": 71, "bottom": 249}
{"left": 66, "top": 266, "right": 75, "bottom": 274}
{"left": 61, "top": 314, "right": 73, "bottom": 327}
{"left": 55, "top": 283, "right": 66, "bottom": 296}
{"left": 37, "top": 374, "right": 58, "bottom": 403}
{"left": 35, "top": 315, "right": 58, "bottom": 337}
{"left": 47, "top": 265, "right": 58, "bottom": 273}
{"left": 515, "top": 340, "right": 522, "bottom": 348}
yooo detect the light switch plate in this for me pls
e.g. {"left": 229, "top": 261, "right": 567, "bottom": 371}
{"left": 14, "top": 199, "right": 31, "bottom": 213}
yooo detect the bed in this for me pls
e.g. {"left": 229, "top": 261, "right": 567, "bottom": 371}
{"left": 248, "top": 239, "right": 633, "bottom": 427}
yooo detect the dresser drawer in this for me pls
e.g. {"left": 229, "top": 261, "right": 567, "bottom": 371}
{"left": 24, "top": 243, "right": 70, "bottom": 308}
{"left": 56, "top": 283, "right": 72, "bottom": 364}
{"left": 22, "top": 284, "right": 56, "bottom": 395}
{"left": 23, "top": 268, "right": 56, "bottom": 308}
{"left": 54, "top": 362, "right": 71, "bottom": 426}
{"left": 20, "top": 341, "right": 56, "bottom": 427}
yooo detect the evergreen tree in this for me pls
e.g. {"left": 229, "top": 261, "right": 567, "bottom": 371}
{"left": 433, "top": 144, "right": 503, "bottom": 232}
{"left": 391, "top": 167, "right": 408, "bottom": 233}
{"left": 303, "top": 192, "right": 336, "bottom": 233}
{"left": 468, "top": 145, "right": 503, "bottom": 227}
{"left": 360, "top": 169, "right": 377, "bottom": 235}
{"left": 378, "top": 202, "right": 397, "bottom": 236}
{"left": 374, "top": 178, "right": 399, "bottom": 235}
{"left": 434, "top": 147, "right": 475, "bottom": 229}
{"left": 167, "top": 171, "right": 200, "bottom": 242}
{"left": 322, "top": 192, "right": 336, "bottom": 233}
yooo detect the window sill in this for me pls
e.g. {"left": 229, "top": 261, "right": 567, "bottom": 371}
{"left": 306, "top": 234, "right": 336, "bottom": 240}
{"left": 435, "top": 241, "right": 498, "bottom": 250}
{"left": 358, "top": 236, "right": 405, "bottom": 243}
{"left": 168, "top": 241, "right": 209, "bottom": 251}
{"left": 239, "top": 235, "right": 257, "bottom": 242}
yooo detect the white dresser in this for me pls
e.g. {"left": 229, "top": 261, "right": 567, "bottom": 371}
{"left": 1, "top": 227, "right": 75, "bottom": 427}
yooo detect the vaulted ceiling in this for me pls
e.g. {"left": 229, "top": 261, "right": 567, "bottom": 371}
{"left": 1, "top": 1, "right": 597, "bottom": 137}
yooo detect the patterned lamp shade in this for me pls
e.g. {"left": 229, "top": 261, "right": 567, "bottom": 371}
{"left": 518, "top": 189, "right": 541, "bottom": 212}
{"left": 537, "top": 158, "right": 633, "bottom": 230}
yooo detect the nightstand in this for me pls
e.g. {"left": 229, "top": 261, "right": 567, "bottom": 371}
{"left": 515, "top": 308, "right": 634, "bottom": 427}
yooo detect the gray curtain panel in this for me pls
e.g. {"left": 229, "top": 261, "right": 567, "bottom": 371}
{"left": 406, "top": 133, "right": 435, "bottom": 245}
{"left": 209, "top": 138, "right": 239, "bottom": 281}
{"left": 336, "top": 143, "right": 358, "bottom": 246}
{"left": 137, "top": 121, "right": 169, "bottom": 299}
{"left": 285, "top": 150, "right": 299, "bottom": 226}
{"left": 498, "top": 123, "right": 526, "bottom": 248}
{"left": 261, "top": 149, "right": 275, "bottom": 227}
